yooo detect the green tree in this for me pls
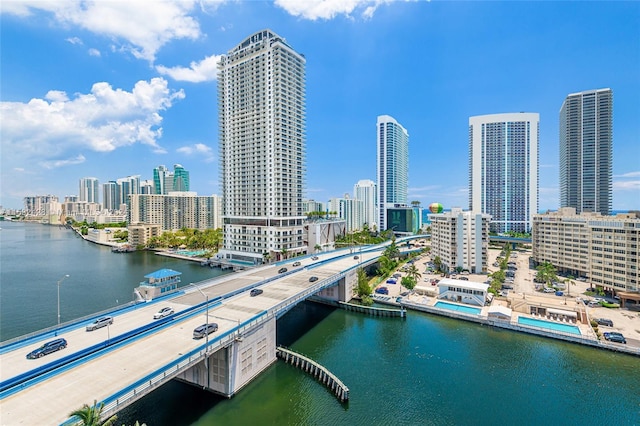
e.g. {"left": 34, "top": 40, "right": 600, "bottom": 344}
{"left": 69, "top": 400, "right": 117, "bottom": 426}
{"left": 433, "top": 256, "right": 442, "bottom": 273}
{"left": 314, "top": 244, "right": 322, "bottom": 253}
{"left": 356, "top": 268, "right": 371, "bottom": 298}
{"left": 401, "top": 275, "right": 417, "bottom": 291}
{"left": 535, "top": 261, "right": 558, "bottom": 288}
{"left": 406, "top": 263, "right": 422, "bottom": 284}
{"left": 383, "top": 238, "right": 400, "bottom": 259}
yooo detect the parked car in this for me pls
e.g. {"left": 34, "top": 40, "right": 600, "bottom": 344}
{"left": 309, "top": 276, "right": 319, "bottom": 282}
{"left": 386, "top": 278, "right": 397, "bottom": 284}
{"left": 311, "top": 256, "right": 319, "bottom": 260}
{"left": 153, "top": 307, "right": 174, "bottom": 319}
{"left": 292, "top": 261, "right": 301, "bottom": 267}
{"left": 250, "top": 288, "right": 263, "bottom": 297}
{"left": 375, "top": 286, "right": 389, "bottom": 295}
{"left": 543, "top": 287, "right": 555, "bottom": 293}
{"left": 393, "top": 273, "right": 402, "bottom": 278}
{"left": 555, "top": 291, "right": 564, "bottom": 296}
{"left": 459, "top": 276, "right": 469, "bottom": 281}
{"left": 278, "top": 267, "right": 288, "bottom": 274}
{"left": 595, "top": 318, "right": 613, "bottom": 327}
{"left": 588, "top": 301, "right": 601, "bottom": 308}
{"left": 193, "top": 323, "right": 219, "bottom": 339}
{"left": 502, "top": 284, "right": 514, "bottom": 290}
{"left": 26, "top": 338, "right": 67, "bottom": 359}
{"left": 86, "top": 316, "right": 113, "bottom": 331}
{"left": 603, "top": 332, "right": 626, "bottom": 344}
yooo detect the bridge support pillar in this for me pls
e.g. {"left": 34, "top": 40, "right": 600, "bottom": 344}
{"left": 177, "top": 317, "right": 277, "bottom": 397}
{"left": 316, "top": 269, "right": 357, "bottom": 302}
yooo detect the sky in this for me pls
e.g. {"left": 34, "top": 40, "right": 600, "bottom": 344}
{"left": 1, "top": 0, "right": 639, "bottom": 211}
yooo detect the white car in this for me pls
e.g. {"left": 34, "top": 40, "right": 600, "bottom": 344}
{"left": 153, "top": 307, "right": 174, "bottom": 319}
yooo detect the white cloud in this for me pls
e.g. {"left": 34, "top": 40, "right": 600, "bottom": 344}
{"left": 88, "top": 48, "right": 101, "bottom": 57}
{"left": 156, "top": 54, "right": 223, "bottom": 82}
{"left": 41, "top": 154, "right": 86, "bottom": 170}
{"left": 274, "top": 0, "right": 411, "bottom": 20}
{"left": 66, "top": 36, "right": 83, "bottom": 45}
{"left": 1, "top": 1, "right": 213, "bottom": 62}
{"left": 177, "top": 143, "right": 215, "bottom": 162}
{"left": 614, "top": 171, "right": 640, "bottom": 178}
{"left": 0, "top": 77, "right": 185, "bottom": 168}
{"left": 613, "top": 180, "right": 640, "bottom": 191}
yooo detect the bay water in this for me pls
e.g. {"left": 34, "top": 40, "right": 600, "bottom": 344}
{"left": 1, "top": 221, "right": 639, "bottom": 425}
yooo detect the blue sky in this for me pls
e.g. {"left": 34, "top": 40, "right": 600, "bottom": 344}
{"left": 1, "top": 1, "right": 639, "bottom": 211}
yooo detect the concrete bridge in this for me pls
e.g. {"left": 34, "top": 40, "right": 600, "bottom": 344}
{"left": 0, "top": 240, "right": 420, "bottom": 425}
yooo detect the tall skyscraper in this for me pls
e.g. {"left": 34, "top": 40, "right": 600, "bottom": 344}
{"left": 79, "top": 177, "right": 99, "bottom": 204}
{"left": 354, "top": 179, "right": 377, "bottom": 230}
{"left": 376, "top": 115, "right": 409, "bottom": 232}
{"left": 102, "top": 181, "right": 118, "bottom": 212}
{"left": 469, "top": 112, "right": 539, "bottom": 234}
{"left": 153, "top": 165, "right": 172, "bottom": 195}
{"left": 559, "top": 88, "right": 613, "bottom": 215}
{"left": 218, "top": 30, "right": 306, "bottom": 263}
{"left": 172, "top": 164, "right": 189, "bottom": 192}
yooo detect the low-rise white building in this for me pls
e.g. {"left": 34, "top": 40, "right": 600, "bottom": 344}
{"left": 437, "top": 278, "right": 490, "bottom": 306}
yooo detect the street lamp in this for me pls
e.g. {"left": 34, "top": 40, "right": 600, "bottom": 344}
{"left": 57, "top": 274, "right": 69, "bottom": 328}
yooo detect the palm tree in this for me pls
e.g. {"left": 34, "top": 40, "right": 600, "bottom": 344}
{"left": 406, "top": 263, "right": 422, "bottom": 284}
{"left": 280, "top": 247, "right": 288, "bottom": 261}
{"left": 69, "top": 400, "right": 117, "bottom": 426}
{"left": 433, "top": 256, "right": 442, "bottom": 273}
{"left": 314, "top": 244, "right": 322, "bottom": 253}
{"left": 535, "top": 261, "right": 558, "bottom": 288}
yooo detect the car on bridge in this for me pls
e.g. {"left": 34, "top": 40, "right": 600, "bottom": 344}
{"left": 26, "top": 338, "right": 67, "bottom": 359}
{"left": 193, "top": 323, "right": 219, "bottom": 339}
{"left": 311, "top": 256, "right": 319, "bottom": 260}
{"left": 250, "top": 288, "right": 264, "bottom": 297}
{"left": 153, "top": 307, "right": 174, "bottom": 319}
{"left": 278, "top": 267, "right": 288, "bottom": 273}
{"left": 309, "top": 276, "right": 318, "bottom": 282}
{"left": 353, "top": 255, "right": 359, "bottom": 260}
{"left": 292, "top": 261, "right": 301, "bottom": 267}
{"left": 86, "top": 316, "right": 114, "bottom": 331}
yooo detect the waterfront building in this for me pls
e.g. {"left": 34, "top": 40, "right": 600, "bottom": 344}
{"left": 354, "top": 179, "right": 377, "bottom": 230}
{"left": 128, "top": 192, "right": 221, "bottom": 232}
{"left": 128, "top": 223, "right": 161, "bottom": 247}
{"left": 429, "top": 207, "right": 491, "bottom": 273}
{"left": 23, "top": 195, "right": 59, "bottom": 216}
{"left": 559, "top": 88, "right": 613, "bottom": 215}
{"left": 469, "top": 112, "right": 539, "bottom": 234}
{"left": 134, "top": 269, "right": 182, "bottom": 301}
{"left": 117, "top": 175, "right": 141, "bottom": 211}
{"left": 532, "top": 207, "right": 640, "bottom": 302}
{"left": 218, "top": 29, "right": 306, "bottom": 264}
{"left": 82, "top": 212, "right": 127, "bottom": 224}
{"left": 63, "top": 200, "right": 101, "bottom": 219}
{"left": 437, "top": 278, "right": 490, "bottom": 306}
{"left": 79, "top": 177, "right": 100, "bottom": 204}
{"left": 377, "top": 115, "right": 409, "bottom": 231}
{"left": 328, "top": 195, "right": 364, "bottom": 233}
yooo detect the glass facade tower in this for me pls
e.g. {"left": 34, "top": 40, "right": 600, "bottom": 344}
{"left": 559, "top": 88, "right": 613, "bottom": 215}
{"left": 469, "top": 112, "right": 539, "bottom": 233}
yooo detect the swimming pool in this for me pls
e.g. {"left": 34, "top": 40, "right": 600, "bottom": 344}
{"left": 176, "top": 250, "right": 208, "bottom": 257}
{"left": 434, "top": 301, "right": 482, "bottom": 315}
{"left": 518, "top": 317, "right": 581, "bottom": 335}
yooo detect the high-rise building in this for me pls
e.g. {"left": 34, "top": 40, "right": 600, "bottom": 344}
{"left": 153, "top": 165, "right": 173, "bottom": 195}
{"left": 377, "top": 115, "right": 409, "bottom": 232}
{"left": 469, "top": 112, "right": 539, "bottom": 234}
{"left": 559, "top": 88, "right": 613, "bottom": 215}
{"left": 116, "top": 175, "right": 140, "bottom": 211}
{"left": 354, "top": 179, "right": 377, "bottom": 230}
{"left": 218, "top": 30, "right": 306, "bottom": 264}
{"left": 173, "top": 164, "right": 190, "bottom": 192}
{"left": 329, "top": 195, "right": 364, "bottom": 233}
{"left": 128, "top": 192, "right": 221, "bottom": 231}
{"left": 429, "top": 208, "right": 491, "bottom": 274}
{"left": 79, "top": 177, "right": 100, "bottom": 204}
{"left": 102, "top": 181, "right": 119, "bottom": 212}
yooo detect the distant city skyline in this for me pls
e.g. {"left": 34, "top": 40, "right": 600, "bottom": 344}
{"left": 1, "top": 2, "right": 638, "bottom": 211}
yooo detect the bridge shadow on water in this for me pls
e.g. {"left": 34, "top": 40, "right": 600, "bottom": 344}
{"left": 117, "top": 301, "right": 336, "bottom": 425}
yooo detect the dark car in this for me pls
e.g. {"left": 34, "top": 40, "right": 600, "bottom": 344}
{"left": 86, "top": 316, "right": 113, "bottom": 331}
{"left": 26, "top": 338, "right": 67, "bottom": 359}
{"left": 250, "top": 288, "right": 263, "bottom": 297}
{"left": 311, "top": 256, "right": 319, "bottom": 260}
{"left": 353, "top": 255, "right": 359, "bottom": 260}
{"left": 309, "top": 276, "right": 319, "bottom": 282}
{"left": 595, "top": 318, "right": 613, "bottom": 327}
{"left": 375, "top": 287, "right": 389, "bottom": 295}
{"left": 193, "top": 323, "right": 219, "bottom": 339}
{"left": 292, "top": 261, "right": 301, "bottom": 267}
{"left": 604, "top": 332, "right": 626, "bottom": 344}
{"left": 501, "top": 284, "right": 513, "bottom": 290}
{"left": 278, "top": 267, "right": 288, "bottom": 274}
